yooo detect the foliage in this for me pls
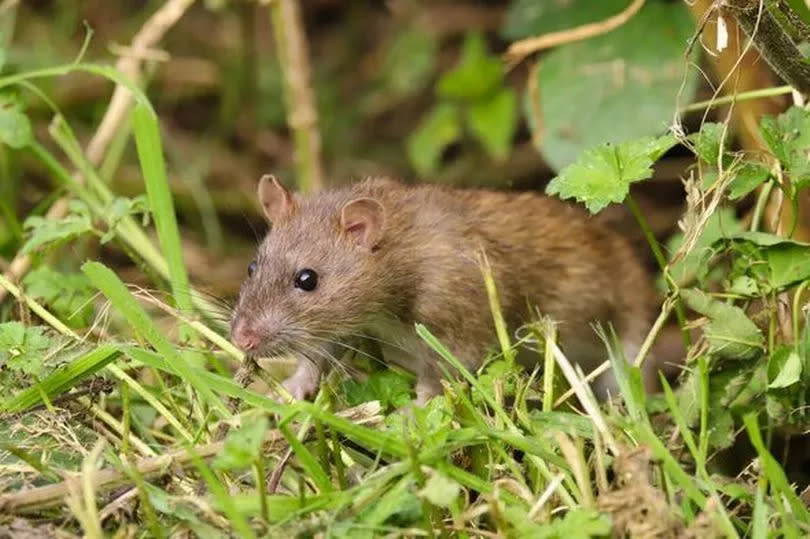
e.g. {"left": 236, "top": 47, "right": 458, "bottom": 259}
{"left": 1, "top": 1, "right": 810, "bottom": 537}
{"left": 408, "top": 32, "right": 517, "bottom": 175}
{"left": 511, "top": 0, "right": 697, "bottom": 170}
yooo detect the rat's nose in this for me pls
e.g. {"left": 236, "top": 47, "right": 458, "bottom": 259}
{"left": 232, "top": 320, "right": 260, "bottom": 351}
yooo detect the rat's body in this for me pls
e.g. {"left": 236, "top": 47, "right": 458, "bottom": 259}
{"left": 231, "top": 176, "right": 656, "bottom": 403}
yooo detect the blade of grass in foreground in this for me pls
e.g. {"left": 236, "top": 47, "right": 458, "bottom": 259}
{"left": 1, "top": 345, "right": 121, "bottom": 413}
{"left": 82, "top": 261, "right": 229, "bottom": 417}
{"left": 744, "top": 413, "right": 810, "bottom": 523}
{"left": 131, "top": 103, "right": 194, "bottom": 340}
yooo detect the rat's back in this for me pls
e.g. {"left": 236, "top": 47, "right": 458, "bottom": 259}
{"left": 377, "top": 179, "right": 656, "bottom": 397}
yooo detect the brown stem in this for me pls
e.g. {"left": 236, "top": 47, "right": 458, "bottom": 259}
{"left": 269, "top": 0, "right": 325, "bottom": 194}
{"left": 214, "top": 357, "right": 259, "bottom": 441}
{"left": 724, "top": 0, "right": 810, "bottom": 94}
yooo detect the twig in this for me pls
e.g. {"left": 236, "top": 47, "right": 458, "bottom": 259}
{"left": 504, "top": 0, "right": 645, "bottom": 68}
{"left": 678, "top": 84, "right": 794, "bottom": 113}
{"left": 723, "top": 0, "right": 810, "bottom": 93}
{"left": 214, "top": 357, "right": 260, "bottom": 441}
{"left": 266, "top": 448, "right": 294, "bottom": 494}
{"left": 269, "top": 0, "right": 325, "bottom": 193}
{"left": 0, "top": 0, "right": 196, "bottom": 303}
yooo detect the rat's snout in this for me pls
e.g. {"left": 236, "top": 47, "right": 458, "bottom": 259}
{"left": 231, "top": 318, "right": 261, "bottom": 351}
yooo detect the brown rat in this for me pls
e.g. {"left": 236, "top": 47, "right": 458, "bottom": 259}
{"left": 231, "top": 175, "right": 658, "bottom": 404}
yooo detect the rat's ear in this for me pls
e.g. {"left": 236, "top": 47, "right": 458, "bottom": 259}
{"left": 257, "top": 174, "right": 296, "bottom": 223}
{"left": 340, "top": 198, "right": 385, "bottom": 249}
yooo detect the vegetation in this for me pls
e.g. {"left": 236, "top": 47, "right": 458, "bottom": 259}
{"left": 2, "top": 0, "right": 810, "bottom": 536}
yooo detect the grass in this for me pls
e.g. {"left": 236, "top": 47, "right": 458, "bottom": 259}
{"left": 2, "top": 3, "right": 810, "bottom": 538}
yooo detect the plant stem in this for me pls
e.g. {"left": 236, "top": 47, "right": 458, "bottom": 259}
{"left": 269, "top": 0, "right": 324, "bottom": 193}
{"left": 626, "top": 194, "right": 690, "bottom": 348}
{"left": 724, "top": 0, "right": 810, "bottom": 93}
{"left": 679, "top": 85, "right": 794, "bottom": 113}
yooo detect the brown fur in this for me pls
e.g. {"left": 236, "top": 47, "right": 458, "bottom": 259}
{"left": 231, "top": 177, "right": 656, "bottom": 403}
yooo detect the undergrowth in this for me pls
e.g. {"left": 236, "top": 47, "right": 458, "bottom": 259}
{"left": 2, "top": 1, "right": 810, "bottom": 538}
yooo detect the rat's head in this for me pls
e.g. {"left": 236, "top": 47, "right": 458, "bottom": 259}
{"left": 231, "top": 175, "right": 388, "bottom": 358}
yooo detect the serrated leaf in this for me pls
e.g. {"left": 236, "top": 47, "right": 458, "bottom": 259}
{"left": 768, "top": 346, "right": 802, "bottom": 389}
{"left": 22, "top": 266, "right": 95, "bottom": 329}
{"left": 690, "top": 122, "right": 725, "bottom": 165}
{"left": 728, "top": 161, "right": 770, "bottom": 200}
{"left": 759, "top": 106, "right": 810, "bottom": 188}
{"left": 343, "top": 370, "right": 413, "bottom": 410}
{"left": 21, "top": 201, "right": 95, "bottom": 254}
{"left": 530, "top": 0, "right": 696, "bottom": 170}
{"left": 0, "top": 322, "right": 54, "bottom": 377}
{"left": 467, "top": 88, "right": 517, "bottom": 160}
{"left": 546, "top": 135, "right": 677, "bottom": 213}
{"left": 407, "top": 103, "right": 461, "bottom": 176}
{"left": 213, "top": 415, "right": 268, "bottom": 470}
{"left": 681, "top": 289, "right": 764, "bottom": 360}
{"left": 437, "top": 32, "right": 502, "bottom": 101}
{"left": 417, "top": 472, "right": 460, "bottom": 508}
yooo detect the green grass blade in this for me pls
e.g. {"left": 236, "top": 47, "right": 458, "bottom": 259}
{"left": 743, "top": 413, "right": 810, "bottom": 523}
{"left": 0, "top": 63, "right": 153, "bottom": 112}
{"left": 279, "top": 423, "right": 333, "bottom": 493}
{"left": 751, "top": 478, "right": 768, "bottom": 539}
{"left": 298, "top": 402, "right": 408, "bottom": 458}
{"left": 131, "top": 103, "right": 194, "bottom": 338}
{"left": 1, "top": 345, "right": 121, "bottom": 413}
{"left": 124, "top": 346, "right": 283, "bottom": 413}
{"left": 82, "top": 261, "right": 229, "bottom": 417}
{"left": 415, "top": 323, "right": 514, "bottom": 429}
{"left": 189, "top": 449, "right": 256, "bottom": 539}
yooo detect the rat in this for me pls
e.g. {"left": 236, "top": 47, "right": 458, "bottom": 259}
{"left": 230, "top": 175, "right": 658, "bottom": 404}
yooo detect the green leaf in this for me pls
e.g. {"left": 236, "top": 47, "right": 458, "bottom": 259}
{"left": 437, "top": 32, "right": 502, "bottom": 101}
{"left": 690, "top": 122, "right": 725, "bottom": 165}
{"left": 767, "top": 346, "right": 802, "bottom": 389}
{"left": 681, "top": 289, "right": 764, "bottom": 360}
{"left": 502, "top": 0, "right": 633, "bottom": 40}
{"left": 343, "top": 369, "right": 413, "bottom": 410}
{"left": 417, "top": 472, "right": 460, "bottom": 508}
{"left": 0, "top": 322, "right": 53, "bottom": 377}
{"left": 22, "top": 266, "right": 95, "bottom": 329}
{"left": 502, "top": 505, "right": 612, "bottom": 539}
{"left": 728, "top": 162, "right": 770, "bottom": 200}
{"left": 0, "top": 91, "right": 32, "bottom": 149}
{"left": 2, "top": 345, "right": 120, "bottom": 413}
{"left": 546, "top": 135, "right": 677, "bottom": 213}
{"left": 131, "top": 104, "right": 194, "bottom": 335}
{"left": 213, "top": 415, "right": 269, "bottom": 470}
{"left": 21, "top": 201, "right": 95, "bottom": 254}
{"left": 759, "top": 106, "right": 810, "bottom": 188}
{"left": 467, "top": 88, "right": 517, "bottom": 160}
{"left": 666, "top": 207, "right": 742, "bottom": 287}
{"left": 529, "top": 0, "right": 696, "bottom": 170}
{"left": 407, "top": 103, "right": 461, "bottom": 176}
{"left": 724, "top": 233, "right": 810, "bottom": 291}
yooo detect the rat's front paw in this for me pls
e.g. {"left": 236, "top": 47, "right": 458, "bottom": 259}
{"left": 282, "top": 376, "right": 319, "bottom": 401}
{"left": 278, "top": 359, "right": 323, "bottom": 401}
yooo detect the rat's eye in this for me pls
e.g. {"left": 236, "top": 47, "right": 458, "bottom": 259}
{"left": 294, "top": 269, "right": 318, "bottom": 291}
{"left": 247, "top": 261, "right": 257, "bottom": 277}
